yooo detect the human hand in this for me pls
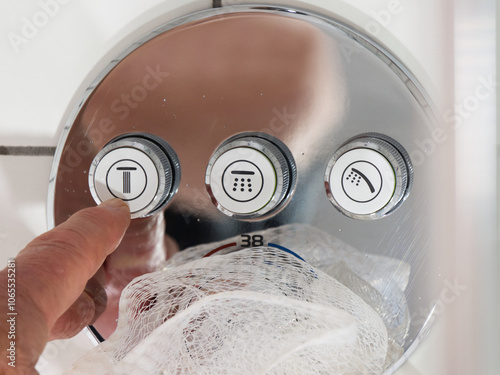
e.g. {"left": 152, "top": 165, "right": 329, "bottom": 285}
{"left": 0, "top": 199, "right": 131, "bottom": 375}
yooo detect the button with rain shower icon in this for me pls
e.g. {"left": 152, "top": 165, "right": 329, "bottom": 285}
{"left": 222, "top": 161, "right": 264, "bottom": 202}
{"left": 205, "top": 133, "right": 298, "bottom": 218}
{"left": 207, "top": 146, "right": 278, "bottom": 215}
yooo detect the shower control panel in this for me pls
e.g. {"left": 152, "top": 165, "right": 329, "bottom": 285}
{"left": 87, "top": 132, "right": 411, "bottom": 221}
{"left": 49, "top": 9, "right": 437, "bottom": 369}
{"left": 88, "top": 134, "right": 180, "bottom": 219}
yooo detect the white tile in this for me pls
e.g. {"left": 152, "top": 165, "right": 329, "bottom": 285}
{"left": 0, "top": 155, "right": 96, "bottom": 373}
{"left": 0, "top": 156, "right": 52, "bottom": 263}
{"left": 395, "top": 319, "right": 448, "bottom": 374}
{"left": 0, "top": 0, "right": 212, "bottom": 147}
{"left": 0, "top": 156, "right": 99, "bottom": 375}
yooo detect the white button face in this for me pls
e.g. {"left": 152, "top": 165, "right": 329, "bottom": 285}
{"left": 223, "top": 160, "right": 264, "bottom": 202}
{"left": 92, "top": 147, "right": 159, "bottom": 215}
{"left": 328, "top": 148, "right": 396, "bottom": 215}
{"left": 106, "top": 159, "right": 147, "bottom": 201}
{"left": 342, "top": 161, "right": 382, "bottom": 203}
{"left": 209, "top": 147, "right": 277, "bottom": 215}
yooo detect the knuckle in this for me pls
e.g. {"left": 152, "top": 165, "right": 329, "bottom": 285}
{"left": 36, "top": 226, "right": 92, "bottom": 255}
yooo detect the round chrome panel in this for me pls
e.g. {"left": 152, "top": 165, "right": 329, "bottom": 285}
{"left": 47, "top": 5, "right": 448, "bottom": 372}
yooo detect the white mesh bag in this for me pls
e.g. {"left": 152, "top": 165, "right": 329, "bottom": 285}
{"left": 165, "top": 224, "right": 411, "bottom": 348}
{"left": 67, "top": 247, "right": 389, "bottom": 374}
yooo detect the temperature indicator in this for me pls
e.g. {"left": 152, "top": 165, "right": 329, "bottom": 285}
{"left": 202, "top": 233, "right": 305, "bottom": 262}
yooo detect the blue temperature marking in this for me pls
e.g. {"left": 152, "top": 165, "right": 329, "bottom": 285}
{"left": 266, "top": 243, "right": 318, "bottom": 279}
{"left": 267, "top": 243, "right": 306, "bottom": 262}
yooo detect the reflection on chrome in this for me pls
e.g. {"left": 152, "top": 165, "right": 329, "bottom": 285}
{"left": 48, "top": 6, "right": 446, "bottom": 374}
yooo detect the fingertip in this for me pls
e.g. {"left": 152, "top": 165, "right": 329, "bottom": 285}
{"left": 99, "top": 199, "right": 131, "bottom": 234}
{"left": 58, "top": 198, "right": 131, "bottom": 256}
{"left": 99, "top": 198, "right": 131, "bottom": 215}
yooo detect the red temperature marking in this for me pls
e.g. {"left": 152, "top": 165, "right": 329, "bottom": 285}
{"left": 203, "top": 242, "right": 238, "bottom": 258}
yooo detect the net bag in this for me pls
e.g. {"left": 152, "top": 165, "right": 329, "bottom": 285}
{"left": 67, "top": 246, "right": 390, "bottom": 374}
{"left": 165, "top": 224, "right": 411, "bottom": 349}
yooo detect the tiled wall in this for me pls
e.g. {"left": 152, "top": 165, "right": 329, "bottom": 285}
{"left": 1, "top": 0, "right": 487, "bottom": 374}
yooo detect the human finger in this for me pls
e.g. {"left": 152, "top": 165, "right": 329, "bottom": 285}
{"left": 49, "top": 276, "right": 107, "bottom": 340}
{"left": 15, "top": 198, "right": 130, "bottom": 331}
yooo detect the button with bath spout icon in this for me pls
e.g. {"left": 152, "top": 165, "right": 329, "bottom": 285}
{"left": 88, "top": 133, "right": 180, "bottom": 219}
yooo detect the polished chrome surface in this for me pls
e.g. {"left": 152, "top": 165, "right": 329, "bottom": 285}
{"left": 47, "top": 5, "right": 448, "bottom": 372}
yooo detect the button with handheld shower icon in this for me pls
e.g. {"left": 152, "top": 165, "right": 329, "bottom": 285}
{"left": 341, "top": 161, "right": 383, "bottom": 203}
{"left": 325, "top": 135, "right": 410, "bottom": 218}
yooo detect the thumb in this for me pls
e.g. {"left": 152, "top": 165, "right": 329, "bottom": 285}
{"left": 1, "top": 199, "right": 130, "bottom": 373}
{"left": 16, "top": 198, "right": 131, "bottom": 330}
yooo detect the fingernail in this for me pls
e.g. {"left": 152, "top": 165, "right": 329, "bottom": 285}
{"left": 100, "top": 198, "right": 129, "bottom": 211}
